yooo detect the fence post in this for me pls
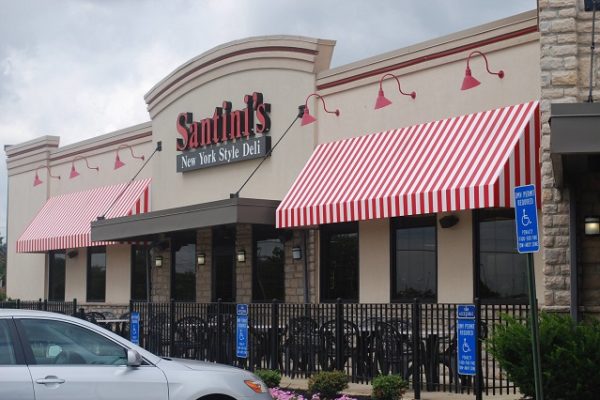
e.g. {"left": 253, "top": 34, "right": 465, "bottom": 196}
{"left": 38, "top": 298, "right": 42, "bottom": 310}
{"left": 72, "top": 299, "right": 77, "bottom": 316}
{"left": 412, "top": 298, "right": 421, "bottom": 400}
{"left": 170, "top": 299, "right": 176, "bottom": 357}
{"left": 335, "top": 298, "right": 344, "bottom": 371}
{"left": 16, "top": 299, "right": 21, "bottom": 309}
{"left": 270, "top": 298, "right": 279, "bottom": 370}
{"left": 475, "top": 297, "right": 482, "bottom": 400}
{"left": 216, "top": 299, "right": 223, "bottom": 363}
{"left": 43, "top": 299, "right": 48, "bottom": 311}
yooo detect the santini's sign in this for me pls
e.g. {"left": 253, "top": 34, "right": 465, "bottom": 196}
{"left": 176, "top": 92, "right": 271, "bottom": 172}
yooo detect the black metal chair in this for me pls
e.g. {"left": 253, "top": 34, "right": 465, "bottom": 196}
{"left": 283, "top": 316, "right": 321, "bottom": 377}
{"left": 318, "top": 319, "right": 362, "bottom": 375}
{"left": 373, "top": 321, "right": 415, "bottom": 379}
{"left": 173, "top": 316, "right": 208, "bottom": 360}
{"left": 146, "top": 312, "right": 170, "bottom": 356}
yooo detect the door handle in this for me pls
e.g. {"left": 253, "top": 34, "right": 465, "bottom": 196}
{"left": 36, "top": 376, "right": 66, "bottom": 385}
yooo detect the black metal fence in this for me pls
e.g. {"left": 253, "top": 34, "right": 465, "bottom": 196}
{"left": 0, "top": 298, "right": 527, "bottom": 395}
{"left": 130, "top": 300, "right": 527, "bottom": 395}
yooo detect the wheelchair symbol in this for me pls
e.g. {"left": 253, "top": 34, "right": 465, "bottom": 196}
{"left": 521, "top": 209, "right": 532, "bottom": 227}
{"left": 462, "top": 338, "right": 471, "bottom": 353}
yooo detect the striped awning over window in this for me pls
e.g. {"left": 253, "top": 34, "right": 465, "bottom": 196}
{"left": 17, "top": 178, "right": 151, "bottom": 253}
{"left": 277, "top": 101, "right": 540, "bottom": 228}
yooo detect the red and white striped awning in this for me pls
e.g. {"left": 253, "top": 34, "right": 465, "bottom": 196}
{"left": 277, "top": 101, "right": 540, "bottom": 228}
{"left": 17, "top": 178, "right": 151, "bottom": 253}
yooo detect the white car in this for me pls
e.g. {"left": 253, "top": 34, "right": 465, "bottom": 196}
{"left": 0, "top": 309, "right": 271, "bottom": 400}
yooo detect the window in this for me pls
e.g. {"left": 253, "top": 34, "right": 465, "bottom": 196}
{"left": 320, "top": 223, "right": 358, "bottom": 302}
{"left": 171, "top": 233, "right": 196, "bottom": 302}
{"left": 476, "top": 209, "right": 527, "bottom": 303}
{"left": 48, "top": 251, "right": 66, "bottom": 301}
{"left": 87, "top": 247, "right": 106, "bottom": 303}
{"left": 18, "top": 319, "right": 126, "bottom": 365}
{"left": 131, "top": 245, "right": 149, "bottom": 301}
{"left": 253, "top": 226, "right": 284, "bottom": 302}
{"left": 212, "top": 225, "right": 236, "bottom": 302}
{"left": 0, "top": 320, "right": 16, "bottom": 365}
{"left": 391, "top": 216, "right": 437, "bottom": 302}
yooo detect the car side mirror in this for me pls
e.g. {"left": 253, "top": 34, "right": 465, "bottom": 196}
{"left": 127, "top": 349, "right": 142, "bottom": 367}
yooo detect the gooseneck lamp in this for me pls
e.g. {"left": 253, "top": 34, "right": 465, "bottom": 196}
{"left": 69, "top": 156, "right": 100, "bottom": 179}
{"left": 114, "top": 144, "right": 145, "bottom": 170}
{"left": 461, "top": 50, "right": 504, "bottom": 91}
{"left": 300, "top": 93, "right": 340, "bottom": 126}
{"left": 374, "top": 73, "right": 416, "bottom": 110}
{"left": 33, "top": 165, "right": 61, "bottom": 187}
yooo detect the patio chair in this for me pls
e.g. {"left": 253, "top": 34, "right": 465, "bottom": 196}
{"left": 283, "top": 316, "right": 321, "bottom": 377}
{"left": 318, "top": 319, "right": 362, "bottom": 374}
{"left": 373, "top": 321, "right": 415, "bottom": 380}
{"left": 173, "top": 316, "right": 208, "bottom": 360}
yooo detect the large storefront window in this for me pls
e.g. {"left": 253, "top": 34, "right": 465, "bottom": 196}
{"left": 391, "top": 216, "right": 437, "bottom": 302}
{"left": 87, "top": 246, "right": 106, "bottom": 302}
{"left": 213, "top": 225, "right": 236, "bottom": 302}
{"left": 131, "top": 245, "right": 149, "bottom": 301}
{"left": 253, "top": 226, "right": 284, "bottom": 302}
{"left": 172, "top": 233, "right": 196, "bottom": 302}
{"left": 48, "top": 250, "right": 66, "bottom": 301}
{"left": 476, "top": 209, "right": 527, "bottom": 303}
{"left": 320, "top": 223, "right": 358, "bottom": 302}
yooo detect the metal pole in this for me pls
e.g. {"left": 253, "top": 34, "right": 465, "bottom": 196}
{"left": 527, "top": 253, "right": 544, "bottom": 400}
{"left": 475, "top": 298, "right": 482, "bottom": 400}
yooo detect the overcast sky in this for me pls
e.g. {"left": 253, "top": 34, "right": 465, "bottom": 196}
{"left": 0, "top": 0, "right": 537, "bottom": 239}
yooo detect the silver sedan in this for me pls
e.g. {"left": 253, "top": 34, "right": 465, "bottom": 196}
{"left": 0, "top": 309, "right": 271, "bottom": 400}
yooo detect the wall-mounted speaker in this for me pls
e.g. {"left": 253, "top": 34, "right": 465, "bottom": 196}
{"left": 439, "top": 215, "right": 459, "bottom": 229}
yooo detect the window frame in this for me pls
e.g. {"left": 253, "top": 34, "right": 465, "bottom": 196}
{"left": 171, "top": 232, "right": 197, "bottom": 303}
{"left": 390, "top": 215, "right": 438, "bottom": 303}
{"left": 473, "top": 208, "right": 528, "bottom": 305}
{"left": 14, "top": 318, "right": 128, "bottom": 366}
{"left": 48, "top": 250, "right": 66, "bottom": 302}
{"left": 319, "top": 222, "right": 359, "bottom": 303}
{"left": 0, "top": 318, "right": 25, "bottom": 365}
{"left": 252, "top": 225, "right": 285, "bottom": 303}
{"left": 130, "top": 245, "right": 149, "bottom": 302}
{"left": 86, "top": 246, "right": 106, "bottom": 303}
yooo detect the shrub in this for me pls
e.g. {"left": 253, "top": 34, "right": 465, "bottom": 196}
{"left": 371, "top": 375, "right": 408, "bottom": 400}
{"left": 255, "top": 369, "right": 282, "bottom": 388}
{"left": 487, "top": 312, "right": 600, "bottom": 400}
{"left": 307, "top": 371, "right": 349, "bottom": 399}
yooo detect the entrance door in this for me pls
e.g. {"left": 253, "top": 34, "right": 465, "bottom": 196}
{"left": 212, "top": 225, "right": 236, "bottom": 302}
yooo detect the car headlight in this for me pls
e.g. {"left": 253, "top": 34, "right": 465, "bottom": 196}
{"left": 244, "top": 379, "right": 268, "bottom": 394}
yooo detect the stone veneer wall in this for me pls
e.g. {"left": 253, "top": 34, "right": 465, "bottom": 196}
{"left": 284, "top": 229, "right": 317, "bottom": 303}
{"left": 151, "top": 241, "right": 171, "bottom": 303}
{"left": 540, "top": 0, "right": 600, "bottom": 312}
{"left": 236, "top": 224, "right": 253, "bottom": 303}
{"left": 196, "top": 228, "right": 212, "bottom": 302}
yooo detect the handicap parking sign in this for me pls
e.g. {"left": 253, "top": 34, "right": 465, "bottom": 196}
{"left": 514, "top": 185, "right": 539, "bottom": 253}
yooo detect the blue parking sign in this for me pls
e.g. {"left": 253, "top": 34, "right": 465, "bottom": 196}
{"left": 130, "top": 312, "right": 140, "bottom": 345}
{"left": 457, "top": 319, "right": 476, "bottom": 376}
{"left": 514, "top": 185, "right": 539, "bottom": 253}
{"left": 236, "top": 304, "right": 248, "bottom": 358}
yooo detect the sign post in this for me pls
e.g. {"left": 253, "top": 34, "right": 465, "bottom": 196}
{"left": 514, "top": 184, "right": 544, "bottom": 400}
{"left": 236, "top": 304, "right": 248, "bottom": 359}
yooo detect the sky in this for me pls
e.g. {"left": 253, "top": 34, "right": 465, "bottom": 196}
{"left": 0, "top": 0, "right": 537, "bottom": 238}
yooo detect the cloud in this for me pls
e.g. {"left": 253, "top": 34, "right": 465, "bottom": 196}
{"left": 0, "top": 0, "right": 537, "bottom": 237}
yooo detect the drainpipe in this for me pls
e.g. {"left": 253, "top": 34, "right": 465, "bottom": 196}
{"left": 303, "top": 229, "right": 310, "bottom": 304}
{"left": 568, "top": 186, "right": 580, "bottom": 322}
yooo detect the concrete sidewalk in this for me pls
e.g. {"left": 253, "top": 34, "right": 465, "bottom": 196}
{"left": 278, "top": 377, "right": 522, "bottom": 400}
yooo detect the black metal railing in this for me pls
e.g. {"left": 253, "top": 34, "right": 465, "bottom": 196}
{"left": 1, "top": 298, "right": 527, "bottom": 395}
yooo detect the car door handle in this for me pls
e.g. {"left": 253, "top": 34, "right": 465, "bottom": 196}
{"left": 36, "top": 376, "right": 66, "bottom": 385}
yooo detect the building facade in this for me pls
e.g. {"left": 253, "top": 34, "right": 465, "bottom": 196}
{"left": 6, "top": 11, "right": 547, "bottom": 308}
{"left": 541, "top": 0, "right": 600, "bottom": 319}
